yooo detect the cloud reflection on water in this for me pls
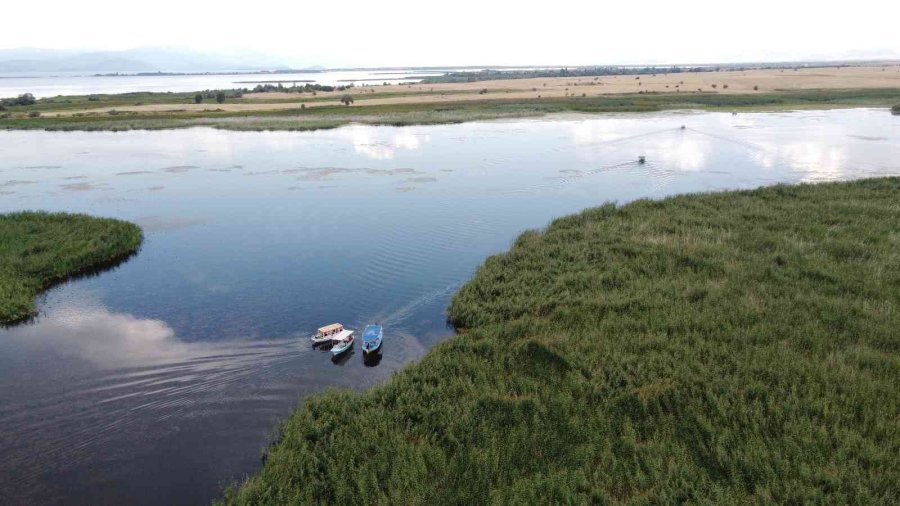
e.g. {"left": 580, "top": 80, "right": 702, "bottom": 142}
{"left": 7, "top": 306, "right": 188, "bottom": 368}
{"left": 343, "top": 126, "right": 428, "bottom": 159}
{"left": 764, "top": 141, "right": 849, "bottom": 182}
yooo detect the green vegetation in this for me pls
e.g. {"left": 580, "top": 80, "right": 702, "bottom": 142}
{"left": 0, "top": 93, "right": 36, "bottom": 107}
{"left": 2, "top": 88, "right": 898, "bottom": 132}
{"left": 250, "top": 83, "right": 351, "bottom": 93}
{"left": 421, "top": 65, "right": 710, "bottom": 83}
{"left": 225, "top": 178, "right": 899, "bottom": 504}
{"left": 419, "top": 63, "right": 853, "bottom": 84}
{"left": 892, "top": 104, "right": 900, "bottom": 115}
{"left": 0, "top": 212, "right": 143, "bottom": 324}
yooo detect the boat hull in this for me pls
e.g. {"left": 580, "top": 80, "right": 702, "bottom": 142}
{"left": 331, "top": 339, "right": 354, "bottom": 355}
{"left": 363, "top": 338, "right": 382, "bottom": 354}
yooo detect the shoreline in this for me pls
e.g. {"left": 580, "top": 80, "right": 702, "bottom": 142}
{"left": 1, "top": 64, "right": 898, "bottom": 132}
{"left": 2, "top": 88, "right": 899, "bottom": 132}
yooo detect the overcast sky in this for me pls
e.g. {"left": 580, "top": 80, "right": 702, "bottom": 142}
{"left": 4, "top": 0, "right": 899, "bottom": 67}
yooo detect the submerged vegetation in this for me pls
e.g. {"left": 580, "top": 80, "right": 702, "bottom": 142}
{"left": 0, "top": 212, "right": 143, "bottom": 323}
{"left": 225, "top": 178, "right": 899, "bottom": 504}
{"left": 2, "top": 88, "right": 899, "bottom": 132}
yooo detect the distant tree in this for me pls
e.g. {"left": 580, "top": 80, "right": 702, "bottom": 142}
{"left": 28, "top": 111, "right": 40, "bottom": 117}
{"left": 340, "top": 94, "right": 354, "bottom": 106}
{"left": 16, "top": 93, "right": 36, "bottom": 106}
{"left": 194, "top": 94, "right": 203, "bottom": 104}
{"left": 892, "top": 104, "right": 900, "bottom": 115}
{"left": 216, "top": 91, "right": 226, "bottom": 104}
{"left": 753, "top": 85, "right": 759, "bottom": 91}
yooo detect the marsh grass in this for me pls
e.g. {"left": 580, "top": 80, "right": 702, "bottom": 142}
{"left": 3, "top": 88, "right": 899, "bottom": 132}
{"left": 0, "top": 212, "right": 143, "bottom": 323}
{"left": 224, "top": 178, "right": 899, "bottom": 504}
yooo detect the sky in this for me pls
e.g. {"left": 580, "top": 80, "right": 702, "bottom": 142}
{"left": 3, "top": 0, "right": 899, "bottom": 67}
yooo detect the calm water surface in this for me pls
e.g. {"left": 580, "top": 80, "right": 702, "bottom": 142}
{"left": 0, "top": 109, "right": 898, "bottom": 505}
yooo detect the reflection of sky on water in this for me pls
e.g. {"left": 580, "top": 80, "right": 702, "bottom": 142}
{"left": 6, "top": 304, "right": 181, "bottom": 368}
{"left": 0, "top": 108, "right": 898, "bottom": 506}
{"left": 342, "top": 126, "right": 429, "bottom": 159}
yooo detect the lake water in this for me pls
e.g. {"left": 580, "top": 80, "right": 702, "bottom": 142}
{"left": 0, "top": 68, "right": 464, "bottom": 99}
{"left": 0, "top": 109, "right": 898, "bottom": 505}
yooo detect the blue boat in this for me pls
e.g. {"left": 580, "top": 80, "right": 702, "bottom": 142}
{"left": 361, "top": 324, "right": 383, "bottom": 354}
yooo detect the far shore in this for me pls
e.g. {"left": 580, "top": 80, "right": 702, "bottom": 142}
{"left": 1, "top": 65, "right": 899, "bottom": 131}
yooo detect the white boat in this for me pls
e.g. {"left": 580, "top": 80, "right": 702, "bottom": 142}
{"left": 331, "top": 331, "right": 355, "bottom": 355}
{"left": 311, "top": 323, "right": 345, "bottom": 344}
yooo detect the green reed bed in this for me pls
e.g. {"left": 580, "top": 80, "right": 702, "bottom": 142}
{"left": 225, "top": 178, "right": 899, "bottom": 504}
{"left": 0, "top": 212, "right": 143, "bottom": 323}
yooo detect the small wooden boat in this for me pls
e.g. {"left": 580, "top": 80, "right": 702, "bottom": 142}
{"left": 311, "top": 323, "right": 344, "bottom": 344}
{"left": 331, "top": 331, "right": 355, "bottom": 356}
{"left": 361, "top": 324, "right": 383, "bottom": 354}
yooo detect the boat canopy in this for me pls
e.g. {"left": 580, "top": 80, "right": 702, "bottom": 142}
{"left": 332, "top": 329, "right": 353, "bottom": 341}
{"left": 318, "top": 323, "right": 343, "bottom": 334}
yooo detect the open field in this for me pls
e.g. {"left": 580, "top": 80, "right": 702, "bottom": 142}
{"left": 1, "top": 65, "right": 899, "bottom": 131}
{"left": 2, "top": 88, "right": 899, "bottom": 132}
{"left": 0, "top": 212, "right": 143, "bottom": 324}
{"left": 223, "top": 178, "right": 900, "bottom": 504}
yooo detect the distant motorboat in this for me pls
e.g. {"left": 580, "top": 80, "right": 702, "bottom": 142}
{"left": 331, "top": 331, "right": 355, "bottom": 356}
{"left": 361, "top": 324, "right": 383, "bottom": 354}
{"left": 311, "top": 323, "right": 345, "bottom": 344}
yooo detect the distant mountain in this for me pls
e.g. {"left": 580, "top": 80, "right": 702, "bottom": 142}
{"left": 0, "top": 47, "right": 293, "bottom": 73}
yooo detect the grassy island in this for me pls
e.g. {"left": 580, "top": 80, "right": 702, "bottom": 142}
{"left": 0, "top": 212, "right": 143, "bottom": 323}
{"left": 225, "top": 178, "right": 899, "bottom": 504}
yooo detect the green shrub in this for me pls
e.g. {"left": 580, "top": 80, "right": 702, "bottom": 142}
{"left": 892, "top": 104, "right": 900, "bottom": 115}
{"left": 194, "top": 93, "right": 203, "bottom": 104}
{"left": 216, "top": 91, "right": 226, "bottom": 104}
